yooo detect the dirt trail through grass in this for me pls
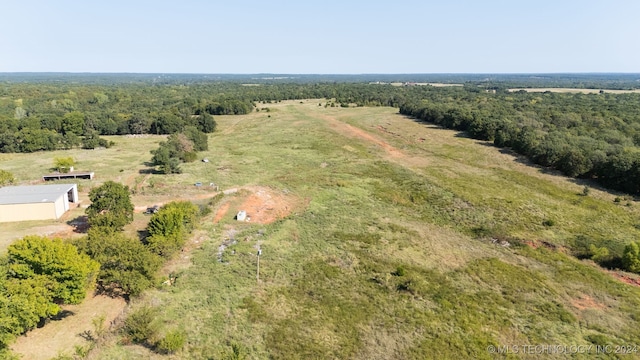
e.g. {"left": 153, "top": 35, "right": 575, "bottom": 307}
{"left": 320, "top": 113, "right": 405, "bottom": 158}
{"left": 318, "top": 113, "right": 431, "bottom": 170}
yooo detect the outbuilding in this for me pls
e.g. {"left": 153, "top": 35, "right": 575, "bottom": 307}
{"left": 43, "top": 171, "right": 94, "bottom": 181}
{"left": 0, "top": 184, "right": 79, "bottom": 222}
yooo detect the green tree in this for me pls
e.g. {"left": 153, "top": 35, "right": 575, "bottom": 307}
{"left": 151, "top": 113, "right": 184, "bottom": 134}
{"left": 82, "top": 130, "right": 101, "bottom": 149}
{"left": 184, "top": 126, "right": 208, "bottom": 151}
{"left": 558, "top": 148, "right": 592, "bottom": 178}
{"left": 150, "top": 144, "right": 182, "bottom": 174}
{"left": 150, "top": 133, "right": 198, "bottom": 174}
{"left": 61, "top": 131, "right": 81, "bottom": 149}
{"left": 197, "top": 112, "right": 217, "bottom": 133}
{"left": 86, "top": 181, "right": 134, "bottom": 230}
{"left": 7, "top": 236, "right": 99, "bottom": 304}
{"left": 127, "top": 114, "right": 151, "bottom": 135}
{"left": 61, "top": 111, "right": 85, "bottom": 136}
{"left": 74, "top": 228, "right": 162, "bottom": 296}
{"left": 146, "top": 201, "right": 199, "bottom": 257}
{"left": 0, "top": 258, "right": 61, "bottom": 349}
{"left": 0, "top": 276, "right": 61, "bottom": 347}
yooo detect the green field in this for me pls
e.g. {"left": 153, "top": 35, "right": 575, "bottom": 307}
{"left": 6, "top": 100, "right": 640, "bottom": 359}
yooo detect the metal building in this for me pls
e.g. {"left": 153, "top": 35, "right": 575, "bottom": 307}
{"left": 0, "top": 184, "right": 79, "bottom": 222}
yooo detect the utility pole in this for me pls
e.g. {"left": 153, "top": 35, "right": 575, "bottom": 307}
{"left": 256, "top": 248, "right": 262, "bottom": 283}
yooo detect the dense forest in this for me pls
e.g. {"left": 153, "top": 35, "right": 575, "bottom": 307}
{"left": 1, "top": 75, "right": 640, "bottom": 194}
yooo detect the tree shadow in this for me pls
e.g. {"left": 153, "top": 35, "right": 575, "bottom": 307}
{"left": 139, "top": 167, "right": 161, "bottom": 175}
{"left": 78, "top": 330, "right": 95, "bottom": 341}
{"left": 94, "top": 284, "right": 130, "bottom": 302}
{"left": 137, "top": 229, "right": 149, "bottom": 242}
{"left": 37, "top": 310, "right": 75, "bottom": 328}
{"left": 475, "top": 141, "right": 564, "bottom": 174}
{"left": 67, "top": 215, "right": 89, "bottom": 233}
{"left": 403, "top": 115, "right": 473, "bottom": 139}
{"left": 52, "top": 310, "right": 75, "bottom": 321}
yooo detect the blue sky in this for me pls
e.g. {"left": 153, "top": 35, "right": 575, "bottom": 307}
{"left": 1, "top": 0, "right": 638, "bottom": 73}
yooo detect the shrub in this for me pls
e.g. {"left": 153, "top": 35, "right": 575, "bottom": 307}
{"left": 145, "top": 234, "right": 182, "bottom": 258}
{"left": 53, "top": 157, "right": 75, "bottom": 173}
{"left": 146, "top": 201, "right": 200, "bottom": 257}
{"left": 0, "top": 169, "right": 15, "bottom": 186}
{"left": 394, "top": 265, "right": 407, "bottom": 277}
{"left": 123, "top": 306, "right": 159, "bottom": 344}
{"left": 156, "top": 330, "right": 186, "bottom": 354}
{"left": 622, "top": 241, "right": 640, "bottom": 273}
{"left": 199, "top": 204, "right": 212, "bottom": 217}
{"left": 588, "top": 244, "right": 610, "bottom": 263}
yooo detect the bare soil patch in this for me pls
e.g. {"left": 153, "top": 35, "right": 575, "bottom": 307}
{"left": 611, "top": 272, "right": 640, "bottom": 287}
{"left": 213, "top": 202, "right": 231, "bottom": 223}
{"left": 11, "top": 294, "right": 126, "bottom": 360}
{"left": 236, "top": 186, "right": 305, "bottom": 224}
{"left": 570, "top": 294, "right": 606, "bottom": 311}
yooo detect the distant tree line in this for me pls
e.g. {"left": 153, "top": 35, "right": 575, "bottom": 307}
{"left": 2, "top": 73, "right": 639, "bottom": 89}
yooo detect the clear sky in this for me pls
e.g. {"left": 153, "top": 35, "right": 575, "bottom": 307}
{"left": 1, "top": 0, "right": 638, "bottom": 73}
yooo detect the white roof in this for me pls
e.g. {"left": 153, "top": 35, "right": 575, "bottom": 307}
{"left": 0, "top": 184, "right": 76, "bottom": 205}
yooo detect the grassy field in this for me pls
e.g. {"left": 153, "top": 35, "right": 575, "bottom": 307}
{"left": 5, "top": 100, "right": 640, "bottom": 359}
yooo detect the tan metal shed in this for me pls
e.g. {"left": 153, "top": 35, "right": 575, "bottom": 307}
{"left": 0, "top": 184, "right": 79, "bottom": 222}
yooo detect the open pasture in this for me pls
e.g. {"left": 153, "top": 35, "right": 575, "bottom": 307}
{"left": 5, "top": 100, "right": 640, "bottom": 359}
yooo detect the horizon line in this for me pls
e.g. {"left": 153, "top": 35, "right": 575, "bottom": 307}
{"left": 1, "top": 72, "right": 640, "bottom": 76}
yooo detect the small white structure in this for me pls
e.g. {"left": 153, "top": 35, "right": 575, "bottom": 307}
{"left": 236, "top": 210, "right": 247, "bottom": 221}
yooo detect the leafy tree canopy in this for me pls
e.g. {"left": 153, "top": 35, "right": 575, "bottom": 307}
{"left": 7, "top": 236, "right": 99, "bottom": 304}
{"left": 74, "top": 228, "right": 162, "bottom": 296}
{"left": 86, "top": 181, "right": 134, "bottom": 230}
{"left": 146, "top": 201, "right": 200, "bottom": 257}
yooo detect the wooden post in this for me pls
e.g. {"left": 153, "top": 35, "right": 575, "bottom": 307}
{"left": 256, "top": 253, "right": 260, "bottom": 283}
